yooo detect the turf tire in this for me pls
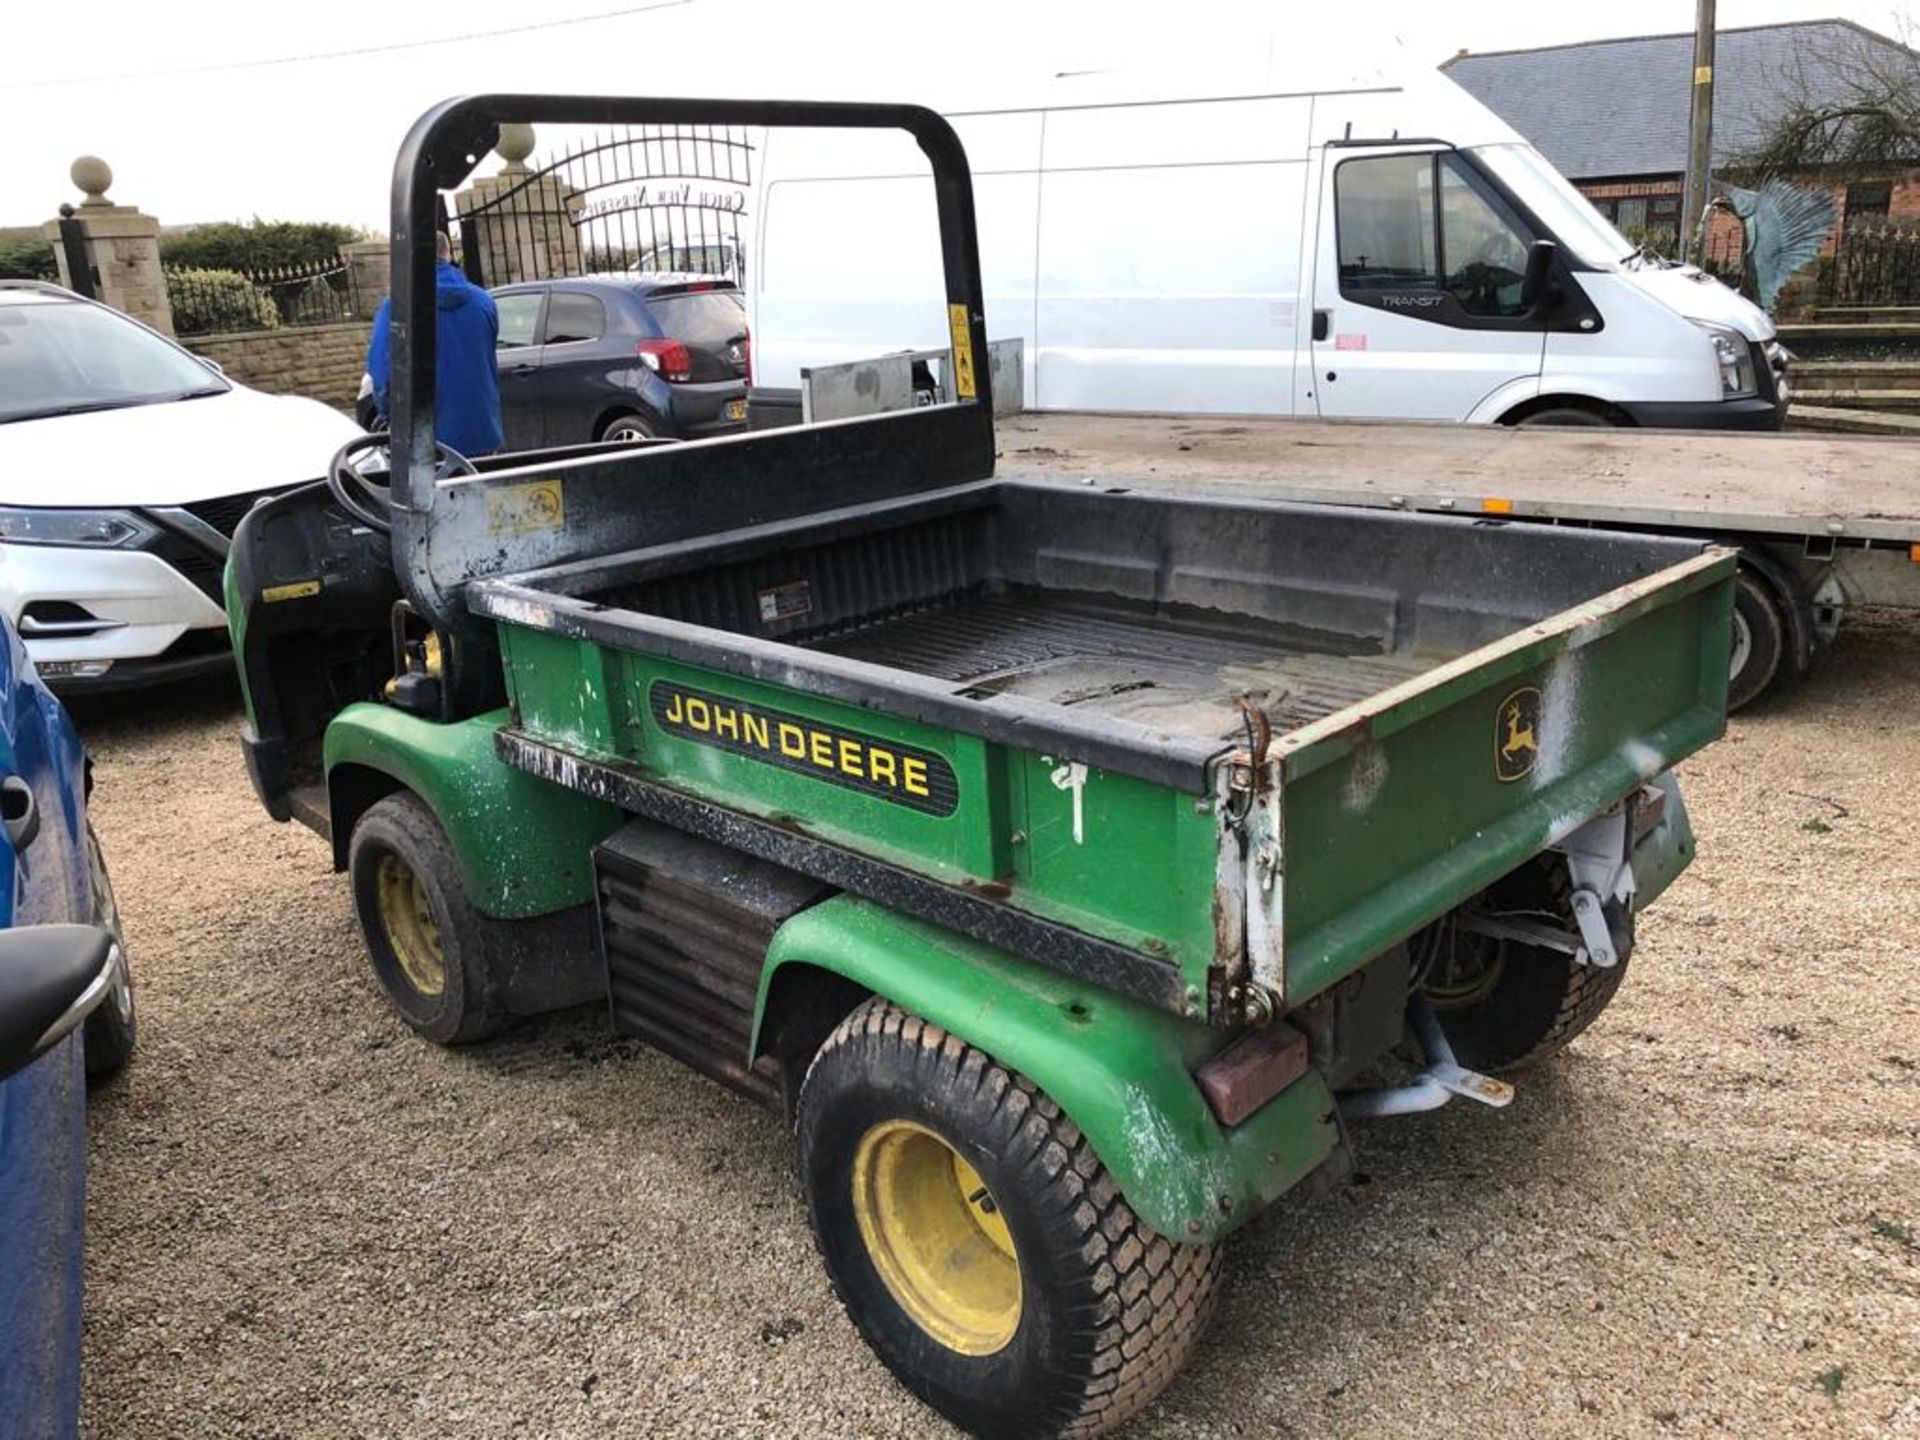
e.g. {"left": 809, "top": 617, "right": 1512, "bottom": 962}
{"left": 796, "top": 997, "right": 1221, "bottom": 1439}
{"left": 347, "top": 793, "right": 507, "bottom": 1045}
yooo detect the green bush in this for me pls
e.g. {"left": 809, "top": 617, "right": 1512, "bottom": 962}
{"left": 0, "top": 235, "right": 58, "bottom": 281}
{"left": 166, "top": 268, "right": 280, "bottom": 334}
{"left": 159, "top": 219, "right": 363, "bottom": 272}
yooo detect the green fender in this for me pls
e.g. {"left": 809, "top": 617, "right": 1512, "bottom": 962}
{"left": 324, "top": 703, "right": 622, "bottom": 919}
{"left": 752, "top": 896, "right": 1340, "bottom": 1245}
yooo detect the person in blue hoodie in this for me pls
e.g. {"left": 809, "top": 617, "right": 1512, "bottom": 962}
{"left": 364, "top": 231, "right": 503, "bottom": 457}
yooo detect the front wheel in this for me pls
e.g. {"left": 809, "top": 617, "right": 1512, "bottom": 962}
{"left": 796, "top": 998, "right": 1221, "bottom": 1439}
{"left": 347, "top": 793, "right": 507, "bottom": 1045}
{"left": 1515, "top": 406, "right": 1618, "bottom": 428}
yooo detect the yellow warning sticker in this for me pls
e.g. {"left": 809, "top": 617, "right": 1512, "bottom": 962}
{"left": 947, "top": 303, "right": 978, "bottom": 400}
{"left": 1694, "top": 65, "right": 1713, "bottom": 83}
{"left": 261, "top": 579, "right": 321, "bottom": 604}
{"left": 485, "top": 478, "right": 564, "bottom": 538}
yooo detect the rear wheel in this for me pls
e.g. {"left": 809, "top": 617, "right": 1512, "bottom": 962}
{"left": 599, "top": 412, "right": 657, "bottom": 443}
{"left": 796, "top": 998, "right": 1221, "bottom": 1439}
{"left": 1419, "top": 863, "right": 1629, "bottom": 1072}
{"left": 347, "top": 793, "right": 506, "bottom": 1045}
{"left": 82, "top": 823, "right": 135, "bottom": 1083}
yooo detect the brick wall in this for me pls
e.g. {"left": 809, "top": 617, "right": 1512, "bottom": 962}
{"left": 1892, "top": 174, "right": 1920, "bottom": 220}
{"left": 1576, "top": 178, "right": 1684, "bottom": 201}
{"left": 188, "top": 320, "right": 370, "bottom": 413}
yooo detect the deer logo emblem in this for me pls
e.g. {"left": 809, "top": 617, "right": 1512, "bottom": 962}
{"left": 1494, "top": 686, "right": 1541, "bottom": 783}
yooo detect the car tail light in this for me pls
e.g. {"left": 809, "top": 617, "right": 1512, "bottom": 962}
{"left": 634, "top": 338, "right": 692, "bottom": 382}
{"left": 743, "top": 330, "right": 753, "bottom": 384}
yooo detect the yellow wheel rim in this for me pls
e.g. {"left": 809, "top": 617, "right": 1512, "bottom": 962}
{"left": 374, "top": 853, "right": 445, "bottom": 998}
{"left": 851, "top": 1120, "right": 1022, "bottom": 1356}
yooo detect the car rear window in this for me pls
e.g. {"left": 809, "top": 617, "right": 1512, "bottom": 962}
{"left": 644, "top": 290, "right": 746, "bottom": 346}
{"left": 546, "top": 292, "right": 607, "bottom": 345}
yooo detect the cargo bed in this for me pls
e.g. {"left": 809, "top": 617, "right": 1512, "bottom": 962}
{"left": 475, "top": 474, "right": 1732, "bottom": 1022}
{"left": 812, "top": 588, "right": 1434, "bottom": 740}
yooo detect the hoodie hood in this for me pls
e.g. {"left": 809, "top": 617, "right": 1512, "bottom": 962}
{"left": 436, "top": 260, "right": 475, "bottom": 309}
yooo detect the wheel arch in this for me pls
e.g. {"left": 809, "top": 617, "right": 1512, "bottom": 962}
{"left": 323, "top": 702, "right": 622, "bottom": 919}
{"left": 751, "top": 895, "right": 1340, "bottom": 1244}
{"left": 593, "top": 401, "right": 664, "bottom": 440}
{"left": 328, "top": 761, "right": 406, "bottom": 872}
{"left": 1496, "top": 393, "right": 1635, "bottom": 426}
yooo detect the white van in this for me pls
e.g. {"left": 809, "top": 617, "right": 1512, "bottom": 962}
{"left": 750, "top": 75, "right": 1789, "bottom": 428}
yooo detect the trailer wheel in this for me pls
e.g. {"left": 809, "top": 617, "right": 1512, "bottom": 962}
{"left": 347, "top": 793, "right": 506, "bottom": 1045}
{"left": 795, "top": 998, "right": 1220, "bottom": 1439}
{"left": 1727, "top": 568, "right": 1787, "bottom": 711}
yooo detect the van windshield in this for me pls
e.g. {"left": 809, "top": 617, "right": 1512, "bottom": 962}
{"left": 1472, "top": 143, "right": 1634, "bottom": 268}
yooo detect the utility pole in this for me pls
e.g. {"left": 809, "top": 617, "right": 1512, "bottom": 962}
{"left": 1680, "top": 0, "right": 1717, "bottom": 264}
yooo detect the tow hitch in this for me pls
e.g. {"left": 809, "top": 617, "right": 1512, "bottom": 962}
{"left": 1339, "top": 995, "right": 1515, "bottom": 1120}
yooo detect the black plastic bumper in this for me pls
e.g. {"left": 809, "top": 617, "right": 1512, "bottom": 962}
{"left": 665, "top": 379, "right": 749, "bottom": 438}
{"left": 240, "top": 725, "right": 296, "bottom": 824}
{"left": 1616, "top": 395, "right": 1786, "bottom": 431}
{"left": 43, "top": 645, "right": 238, "bottom": 696}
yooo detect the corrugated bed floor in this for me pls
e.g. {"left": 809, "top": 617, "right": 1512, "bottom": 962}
{"left": 810, "top": 591, "right": 1434, "bottom": 741}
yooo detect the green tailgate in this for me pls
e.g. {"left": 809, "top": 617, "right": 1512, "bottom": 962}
{"left": 1269, "top": 548, "right": 1733, "bottom": 1002}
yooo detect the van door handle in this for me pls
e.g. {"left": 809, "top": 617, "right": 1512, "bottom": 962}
{"left": 1312, "top": 309, "right": 1331, "bottom": 342}
{"left": 2, "top": 777, "right": 39, "bottom": 852}
{"left": 507, "top": 363, "right": 537, "bottom": 376}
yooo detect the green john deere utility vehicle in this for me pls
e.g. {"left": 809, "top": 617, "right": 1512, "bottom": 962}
{"left": 226, "top": 94, "right": 1732, "bottom": 1438}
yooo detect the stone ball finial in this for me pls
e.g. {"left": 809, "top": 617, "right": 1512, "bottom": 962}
{"left": 496, "top": 124, "right": 536, "bottom": 173}
{"left": 71, "top": 155, "right": 113, "bottom": 206}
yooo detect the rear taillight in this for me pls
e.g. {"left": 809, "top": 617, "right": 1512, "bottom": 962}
{"left": 743, "top": 331, "right": 753, "bottom": 384}
{"left": 634, "top": 338, "right": 692, "bottom": 382}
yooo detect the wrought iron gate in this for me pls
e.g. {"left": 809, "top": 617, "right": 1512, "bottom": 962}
{"left": 56, "top": 210, "right": 96, "bottom": 300}
{"left": 450, "top": 124, "right": 753, "bottom": 290}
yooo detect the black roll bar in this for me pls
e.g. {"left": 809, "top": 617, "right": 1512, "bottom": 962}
{"left": 386, "top": 94, "right": 993, "bottom": 518}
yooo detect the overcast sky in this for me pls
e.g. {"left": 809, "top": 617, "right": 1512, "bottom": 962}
{"left": 2, "top": 0, "right": 1911, "bottom": 232}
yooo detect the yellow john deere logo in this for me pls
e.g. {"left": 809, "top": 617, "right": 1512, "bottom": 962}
{"left": 649, "top": 680, "right": 960, "bottom": 817}
{"left": 1494, "top": 686, "right": 1541, "bottom": 783}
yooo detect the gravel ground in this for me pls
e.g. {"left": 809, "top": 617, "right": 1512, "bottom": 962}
{"left": 73, "top": 610, "right": 1918, "bottom": 1439}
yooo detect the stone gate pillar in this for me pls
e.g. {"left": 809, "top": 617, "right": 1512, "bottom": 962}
{"left": 453, "top": 124, "right": 582, "bottom": 285}
{"left": 41, "top": 156, "right": 174, "bottom": 335}
{"left": 341, "top": 239, "right": 391, "bottom": 316}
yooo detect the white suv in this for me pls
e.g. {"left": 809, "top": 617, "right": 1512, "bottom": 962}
{"left": 0, "top": 281, "right": 361, "bottom": 690}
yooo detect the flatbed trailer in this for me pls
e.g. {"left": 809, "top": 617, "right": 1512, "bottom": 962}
{"left": 995, "top": 411, "right": 1920, "bottom": 710}
{"left": 227, "top": 94, "right": 1735, "bottom": 1440}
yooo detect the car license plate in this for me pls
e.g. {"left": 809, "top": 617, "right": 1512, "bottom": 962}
{"left": 724, "top": 399, "right": 748, "bottom": 422}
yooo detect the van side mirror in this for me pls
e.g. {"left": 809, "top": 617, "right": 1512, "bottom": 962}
{"left": 0, "top": 925, "right": 119, "bottom": 1082}
{"left": 1521, "top": 239, "right": 1559, "bottom": 313}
